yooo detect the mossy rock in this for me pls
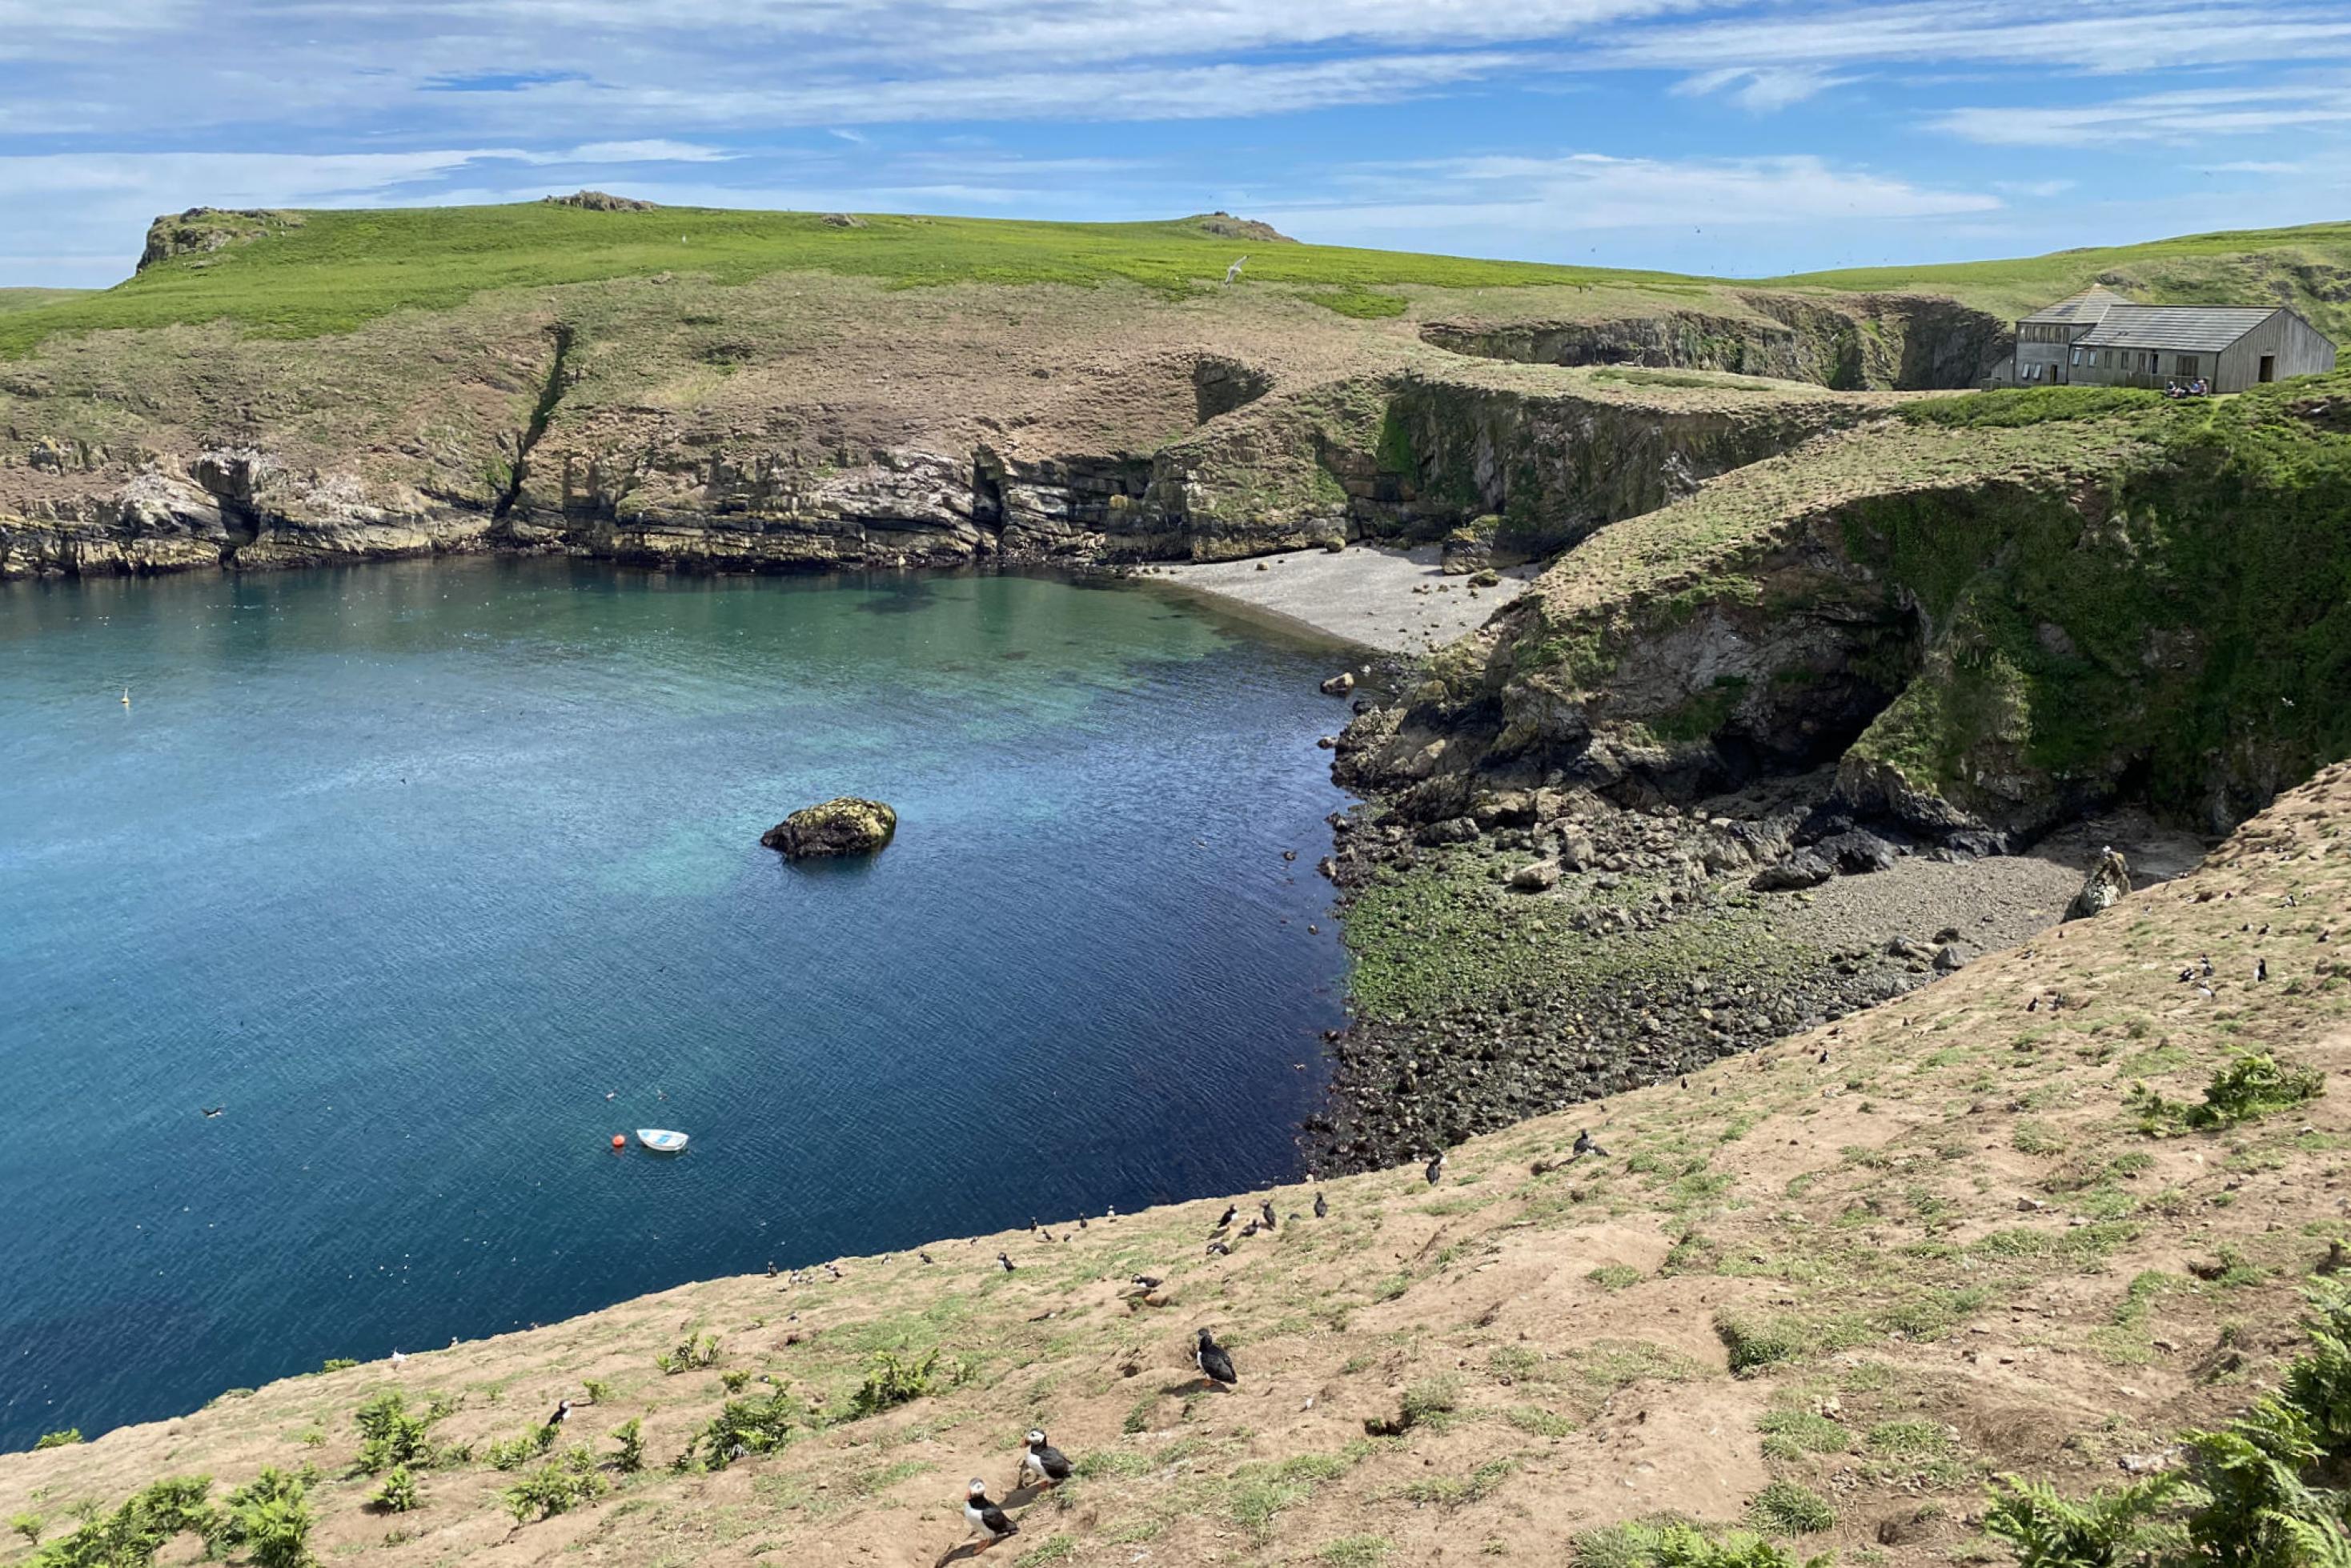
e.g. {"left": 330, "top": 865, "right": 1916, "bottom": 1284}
{"left": 760, "top": 797, "right": 897, "bottom": 859}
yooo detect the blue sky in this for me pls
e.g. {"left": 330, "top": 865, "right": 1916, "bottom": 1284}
{"left": 3, "top": 0, "right": 2349, "bottom": 287}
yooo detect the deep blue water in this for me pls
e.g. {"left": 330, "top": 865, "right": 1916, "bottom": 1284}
{"left": 0, "top": 559, "right": 1353, "bottom": 1446}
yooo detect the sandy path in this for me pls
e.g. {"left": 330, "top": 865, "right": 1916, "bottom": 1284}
{"left": 1140, "top": 543, "right": 1535, "bottom": 652}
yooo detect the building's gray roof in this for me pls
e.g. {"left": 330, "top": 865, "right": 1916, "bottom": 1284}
{"left": 2076, "top": 305, "right": 2280, "bottom": 352}
{"left": 2020, "top": 287, "right": 2128, "bottom": 326}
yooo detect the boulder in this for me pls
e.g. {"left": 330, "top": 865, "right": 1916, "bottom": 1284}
{"left": 1750, "top": 849, "right": 1835, "bottom": 892}
{"left": 2064, "top": 846, "right": 2130, "bottom": 922}
{"left": 1934, "top": 944, "right": 1967, "bottom": 972}
{"left": 1817, "top": 828, "right": 1900, "bottom": 875}
{"left": 1321, "top": 671, "right": 1357, "bottom": 696}
{"left": 1418, "top": 816, "right": 1482, "bottom": 847}
{"left": 1509, "top": 860, "right": 1562, "bottom": 892}
{"left": 760, "top": 797, "right": 897, "bottom": 859}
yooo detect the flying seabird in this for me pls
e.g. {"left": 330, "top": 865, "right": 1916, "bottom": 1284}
{"left": 997, "top": 1252, "right": 1017, "bottom": 1273}
{"left": 1424, "top": 1151, "right": 1446, "bottom": 1186}
{"left": 1017, "top": 1429, "right": 1073, "bottom": 1489}
{"left": 963, "top": 1479, "right": 1019, "bottom": 1550}
{"left": 1195, "top": 1327, "right": 1238, "bottom": 1388}
{"left": 201, "top": 1105, "right": 225, "bottom": 1117}
{"left": 1313, "top": 1191, "right": 1328, "bottom": 1218}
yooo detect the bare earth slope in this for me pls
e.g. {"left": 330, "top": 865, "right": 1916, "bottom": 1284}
{"left": 5, "top": 760, "right": 2345, "bottom": 1566}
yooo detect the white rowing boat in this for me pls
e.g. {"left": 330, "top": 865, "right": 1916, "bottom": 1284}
{"left": 636, "top": 1128, "right": 689, "bottom": 1153}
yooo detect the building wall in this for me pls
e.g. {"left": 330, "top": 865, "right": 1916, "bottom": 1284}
{"left": 2011, "top": 320, "right": 2088, "bottom": 384}
{"left": 2215, "top": 311, "right": 2337, "bottom": 391}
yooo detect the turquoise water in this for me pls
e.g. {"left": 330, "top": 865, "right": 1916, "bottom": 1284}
{"left": 0, "top": 560, "right": 1352, "bottom": 1445}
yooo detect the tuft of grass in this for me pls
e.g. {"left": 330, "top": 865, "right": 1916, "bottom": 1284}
{"left": 1320, "top": 1535, "right": 1396, "bottom": 1566}
{"left": 1589, "top": 1264, "right": 1646, "bottom": 1291}
{"left": 1759, "top": 1409, "right": 1850, "bottom": 1458}
{"left": 1748, "top": 1478, "right": 1838, "bottom": 1534}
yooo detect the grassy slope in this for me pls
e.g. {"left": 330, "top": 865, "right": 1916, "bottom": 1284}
{"left": 3, "top": 206, "right": 2347, "bottom": 360}
{"left": 1775, "top": 220, "right": 2351, "bottom": 338}
{"left": 3, "top": 764, "right": 2346, "bottom": 1567}
{"left": 0, "top": 288, "right": 86, "bottom": 317}
{"left": 0, "top": 207, "right": 1683, "bottom": 355}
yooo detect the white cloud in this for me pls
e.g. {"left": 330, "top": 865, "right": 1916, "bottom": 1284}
{"left": 1675, "top": 66, "right": 1853, "bottom": 111}
{"left": 1603, "top": 1, "right": 2351, "bottom": 75}
{"left": 1930, "top": 80, "right": 2351, "bottom": 146}
{"left": 1271, "top": 150, "right": 2000, "bottom": 240}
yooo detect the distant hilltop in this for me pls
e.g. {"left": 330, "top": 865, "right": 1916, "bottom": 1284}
{"left": 1190, "top": 210, "right": 1297, "bottom": 244}
{"left": 541, "top": 190, "right": 660, "bottom": 212}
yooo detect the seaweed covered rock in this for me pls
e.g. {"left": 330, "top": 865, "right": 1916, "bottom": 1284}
{"left": 761, "top": 798, "right": 897, "bottom": 859}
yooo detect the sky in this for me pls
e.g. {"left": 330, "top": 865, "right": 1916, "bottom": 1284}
{"left": 2, "top": 1, "right": 2349, "bottom": 288}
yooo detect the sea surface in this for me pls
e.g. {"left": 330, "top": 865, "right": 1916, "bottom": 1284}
{"left": 0, "top": 559, "right": 1354, "bottom": 1446}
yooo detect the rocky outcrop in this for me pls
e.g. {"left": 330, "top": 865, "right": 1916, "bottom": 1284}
{"left": 760, "top": 798, "right": 898, "bottom": 859}
{"left": 2064, "top": 846, "right": 2132, "bottom": 921}
{"left": 137, "top": 208, "right": 304, "bottom": 271}
{"left": 543, "top": 191, "right": 658, "bottom": 212}
{"left": 1421, "top": 291, "right": 2010, "bottom": 391}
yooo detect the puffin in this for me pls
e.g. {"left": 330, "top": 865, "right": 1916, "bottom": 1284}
{"left": 545, "top": 1398, "right": 572, "bottom": 1429}
{"left": 1017, "top": 1429, "right": 1073, "bottom": 1489}
{"left": 200, "top": 1106, "right": 225, "bottom": 1118}
{"left": 1259, "top": 1200, "right": 1278, "bottom": 1230}
{"left": 2257, "top": 957, "right": 2269, "bottom": 981}
{"left": 1130, "top": 1274, "right": 1164, "bottom": 1290}
{"left": 1424, "top": 1151, "right": 1446, "bottom": 1186}
{"left": 1213, "top": 1204, "right": 1237, "bottom": 1231}
{"left": 997, "top": 1252, "right": 1017, "bottom": 1273}
{"left": 1313, "top": 1191, "right": 1328, "bottom": 1219}
{"left": 1573, "top": 1129, "right": 1607, "bottom": 1158}
{"left": 1195, "top": 1327, "right": 1238, "bottom": 1389}
{"left": 962, "top": 1478, "right": 1018, "bottom": 1550}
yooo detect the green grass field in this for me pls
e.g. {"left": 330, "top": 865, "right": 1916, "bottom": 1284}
{"left": 2, "top": 203, "right": 2345, "bottom": 358}
{"left": 0, "top": 287, "right": 90, "bottom": 317}
{"left": 1771, "top": 219, "right": 2351, "bottom": 322}
{"left": 0, "top": 207, "right": 1679, "bottom": 355}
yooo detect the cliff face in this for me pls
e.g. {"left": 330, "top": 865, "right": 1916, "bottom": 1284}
{"left": 1, "top": 337, "right": 1887, "bottom": 583}
{"left": 1420, "top": 291, "right": 2011, "bottom": 391}
{"left": 1341, "top": 379, "right": 2351, "bottom": 848}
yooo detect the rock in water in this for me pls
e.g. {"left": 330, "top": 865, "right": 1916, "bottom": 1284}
{"left": 2064, "top": 846, "right": 2129, "bottom": 921}
{"left": 761, "top": 798, "right": 897, "bottom": 859}
{"left": 1320, "top": 672, "right": 1356, "bottom": 696}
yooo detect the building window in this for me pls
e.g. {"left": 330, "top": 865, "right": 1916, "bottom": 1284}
{"left": 2072, "top": 347, "right": 2082, "bottom": 366}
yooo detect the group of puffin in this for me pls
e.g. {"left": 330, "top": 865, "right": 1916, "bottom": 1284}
{"left": 961, "top": 1333, "right": 1239, "bottom": 1550}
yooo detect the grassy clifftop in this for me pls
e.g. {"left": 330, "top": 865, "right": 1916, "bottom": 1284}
{"left": 4, "top": 763, "right": 2347, "bottom": 1566}
{"left": 3, "top": 206, "right": 2349, "bottom": 359}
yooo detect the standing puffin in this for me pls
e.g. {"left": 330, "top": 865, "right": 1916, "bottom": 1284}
{"left": 1313, "top": 1191, "right": 1329, "bottom": 1218}
{"left": 962, "top": 1478, "right": 1018, "bottom": 1550}
{"left": 545, "top": 1398, "right": 572, "bottom": 1430}
{"left": 1017, "top": 1428, "right": 1073, "bottom": 1489}
{"left": 1213, "top": 1204, "right": 1237, "bottom": 1231}
{"left": 1195, "top": 1327, "right": 1238, "bottom": 1389}
{"left": 997, "top": 1252, "right": 1017, "bottom": 1273}
{"left": 1259, "top": 1199, "right": 1278, "bottom": 1230}
{"left": 1424, "top": 1150, "right": 1446, "bottom": 1186}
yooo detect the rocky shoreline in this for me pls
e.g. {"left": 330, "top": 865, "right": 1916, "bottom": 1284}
{"left": 1298, "top": 757, "right": 2208, "bottom": 1174}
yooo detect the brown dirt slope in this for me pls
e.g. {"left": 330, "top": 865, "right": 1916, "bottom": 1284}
{"left": 6, "top": 762, "right": 2348, "bottom": 1566}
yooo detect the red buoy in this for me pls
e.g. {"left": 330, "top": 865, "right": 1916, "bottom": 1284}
{"left": 611, "top": 1134, "right": 626, "bottom": 1150}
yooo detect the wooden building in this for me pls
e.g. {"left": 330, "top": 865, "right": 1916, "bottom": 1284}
{"left": 2006, "top": 287, "right": 2334, "bottom": 392}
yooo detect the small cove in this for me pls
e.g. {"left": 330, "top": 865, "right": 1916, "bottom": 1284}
{"left": 0, "top": 559, "right": 1356, "bottom": 1445}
